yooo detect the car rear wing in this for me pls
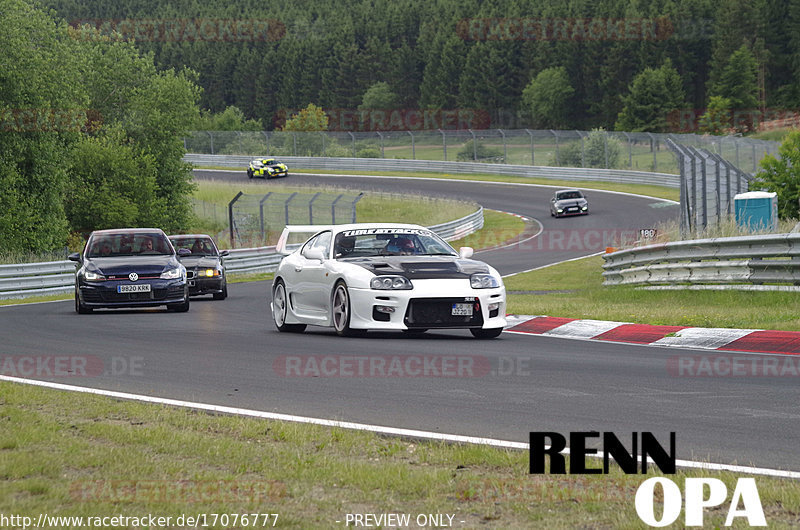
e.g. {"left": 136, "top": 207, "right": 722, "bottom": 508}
{"left": 276, "top": 225, "right": 334, "bottom": 255}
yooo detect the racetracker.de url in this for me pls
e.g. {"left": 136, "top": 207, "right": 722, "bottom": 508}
{"left": 0, "top": 513, "right": 279, "bottom": 528}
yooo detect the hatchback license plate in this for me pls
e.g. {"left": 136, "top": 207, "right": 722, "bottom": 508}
{"left": 451, "top": 303, "right": 473, "bottom": 316}
{"left": 118, "top": 284, "right": 151, "bottom": 293}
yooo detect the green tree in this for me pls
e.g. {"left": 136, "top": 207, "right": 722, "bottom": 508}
{"left": 358, "top": 82, "right": 399, "bottom": 110}
{"left": 615, "top": 60, "right": 685, "bottom": 132}
{"left": 521, "top": 67, "right": 574, "bottom": 129}
{"left": 752, "top": 130, "right": 800, "bottom": 218}
{"left": 698, "top": 96, "right": 733, "bottom": 135}
{"left": 280, "top": 103, "right": 329, "bottom": 132}
{"left": 557, "top": 129, "right": 621, "bottom": 169}
{"left": 195, "top": 106, "right": 263, "bottom": 131}
{"left": 709, "top": 45, "right": 760, "bottom": 131}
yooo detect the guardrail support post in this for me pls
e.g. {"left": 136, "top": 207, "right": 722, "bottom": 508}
{"left": 439, "top": 129, "right": 446, "bottom": 161}
{"left": 292, "top": 133, "right": 297, "bottom": 156}
{"left": 407, "top": 131, "right": 415, "bottom": 159}
{"left": 263, "top": 131, "right": 269, "bottom": 154}
{"left": 622, "top": 132, "right": 632, "bottom": 168}
{"left": 228, "top": 191, "right": 244, "bottom": 248}
{"left": 550, "top": 129, "right": 559, "bottom": 166}
{"left": 207, "top": 131, "right": 214, "bottom": 155}
{"left": 497, "top": 129, "right": 507, "bottom": 163}
{"left": 348, "top": 132, "right": 356, "bottom": 158}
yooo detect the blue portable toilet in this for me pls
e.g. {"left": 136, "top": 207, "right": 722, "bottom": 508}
{"left": 734, "top": 191, "right": 778, "bottom": 232}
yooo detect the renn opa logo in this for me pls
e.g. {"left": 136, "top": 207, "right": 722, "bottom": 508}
{"left": 529, "top": 431, "right": 765, "bottom": 527}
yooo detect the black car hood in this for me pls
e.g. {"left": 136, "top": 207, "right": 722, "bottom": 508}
{"left": 86, "top": 255, "right": 179, "bottom": 277}
{"left": 339, "top": 255, "right": 489, "bottom": 279}
{"left": 177, "top": 256, "right": 221, "bottom": 268}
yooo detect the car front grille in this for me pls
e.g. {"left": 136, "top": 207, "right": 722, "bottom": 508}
{"left": 404, "top": 298, "right": 484, "bottom": 328}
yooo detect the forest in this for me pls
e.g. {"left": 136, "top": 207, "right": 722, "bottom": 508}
{"left": 42, "top": 0, "right": 800, "bottom": 131}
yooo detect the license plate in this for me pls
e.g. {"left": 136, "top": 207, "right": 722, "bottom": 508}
{"left": 451, "top": 303, "right": 473, "bottom": 316}
{"left": 118, "top": 284, "right": 151, "bottom": 293}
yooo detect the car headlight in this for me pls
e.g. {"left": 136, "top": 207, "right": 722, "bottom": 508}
{"left": 370, "top": 275, "right": 413, "bottom": 290}
{"left": 470, "top": 274, "right": 500, "bottom": 289}
{"left": 83, "top": 270, "right": 104, "bottom": 281}
{"left": 160, "top": 268, "right": 183, "bottom": 280}
{"left": 200, "top": 269, "right": 220, "bottom": 277}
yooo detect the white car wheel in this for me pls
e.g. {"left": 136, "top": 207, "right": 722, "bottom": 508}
{"left": 273, "top": 280, "right": 305, "bottom": 333}
{"left": 332, "top": 282, "right": 363, "bottom": 337}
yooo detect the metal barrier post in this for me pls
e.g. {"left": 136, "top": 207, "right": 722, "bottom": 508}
{"left": 228, "top": 191, "right": 244, "bottom": 248}
{"left": 259, "top": 192, "right": 273, "bottom": 242}
{"left": 207, "top": 131, "right": 214, "bottom": 155}
{"left": 350, "top": 192, "right": 364, "bottom": 223}
{"left": 377, "top": 131, "right": 385, "bottom": 158}
{"left": 331, "top": 193, "right": 344, "bottom": 224}
{"left": 439, "top": 129, "right": 446, "bottom": 161}
{"left": 469, "top": 129, "right": 477, "bottom": 160}
{"left": 550, "top": 129, "right": 559, "bottom": 165}
{"left": 525, "top": 129, "right": 534, "bottom": 165}
{"left": 348, "top": 132, "right": 356, "bottom": 158}
{"left": 284, "top": 192, "right": 298, "bottom": 225}
{"left": 408, "top": 131, "right": 415, "bottom": 159}
{"left": 308, "top": 192, "right": 321, "bottom": 223}
{"left": 498, "top": 129, "right": 507, "bottom": 162}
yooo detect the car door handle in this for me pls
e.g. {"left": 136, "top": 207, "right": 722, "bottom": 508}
{"left": 295, "top": 266, "right": 302, "bottom": 272}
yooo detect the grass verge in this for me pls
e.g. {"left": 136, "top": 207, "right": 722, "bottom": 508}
{"left": 505, "top": 255, "right": 800, "bottom": 330}
{"left": 2, "top": 380, "right": 798, "bottom": 529}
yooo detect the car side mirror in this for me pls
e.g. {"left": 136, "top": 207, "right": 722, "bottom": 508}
{"left": 68, "top": 252, "right": 81, "bottom": 262}
{"left": 177, "top": 248, "right": 191, "bottom": 257}
{"left": 219, "top": 250, "right": 229, "bottom": 257}
{"left": 304, "top": 247, "right": 326, "bottom": 261}
{"left": 459, "top": 247, "right": 474, "bottom": 259}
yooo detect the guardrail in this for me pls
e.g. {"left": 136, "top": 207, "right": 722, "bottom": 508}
{"left": 602, "top": 234, "right": 800, "bottom": 291}
{"left": 185, "top": 154, "right": 681, "bottom": 188}
{"left": 0, "top": 207, "right": 484, "bottom": 299}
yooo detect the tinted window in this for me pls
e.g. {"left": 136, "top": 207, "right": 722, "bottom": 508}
{"left": 170, "top": 236, "right": 218, "bottom": 256}
{"left": 87, "top": 233, "right": 173, "bottom": 257}
{"left": 333, "top": 229, "right": 457, "bottom": 258}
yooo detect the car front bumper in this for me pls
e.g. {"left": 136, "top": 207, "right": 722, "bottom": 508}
{"left": 78, "top": 278, "right": 187, "bottom": 308}
{"left": 187, "top": 275, "right": 225, "bottom": 295}
{"left": 347, "top": 279, "right": 506, "bottom": 331}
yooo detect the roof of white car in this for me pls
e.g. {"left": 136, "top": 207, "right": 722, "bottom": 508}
{"left": 283, "top": 223, "right": 428, "bottom": 233}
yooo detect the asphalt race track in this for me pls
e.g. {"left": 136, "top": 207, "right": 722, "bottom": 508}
{"left": 5, "top": 170, "right": 800, "bottom": 472}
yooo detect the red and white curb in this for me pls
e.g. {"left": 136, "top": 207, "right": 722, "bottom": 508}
{"left": 505, "top": 315, "right": 800, "bottom": 356}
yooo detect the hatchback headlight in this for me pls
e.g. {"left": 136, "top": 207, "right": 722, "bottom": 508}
{"left": 83, "top": 270, "right": 104, "bottom": 281}
{"left": 160, "top": 268, "right": 183, "bottom": 280}
{"left": 470, "top": 274, "right": 500, "bottom": 289}
{"left": 370, "top": 275, "right": 413, "bottom": 290}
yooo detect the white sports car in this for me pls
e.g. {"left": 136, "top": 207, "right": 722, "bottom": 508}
{"left": 272, "top": 223, "right": 506, "bottom": 338}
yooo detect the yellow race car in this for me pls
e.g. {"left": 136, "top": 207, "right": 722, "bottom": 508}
{"left": 247, "top": 158, "right": 289, "bottom": 179}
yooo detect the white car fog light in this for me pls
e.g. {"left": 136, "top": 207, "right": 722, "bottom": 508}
{"left": 488, "top": 302, "right": 500, "bottom": 311}
{"left": 375, "top": 305, "right": 395, "bottom": 313}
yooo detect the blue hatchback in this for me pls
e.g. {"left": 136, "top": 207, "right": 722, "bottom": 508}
{"left": 69, "top": 228, "right": 190, "bottom": 313}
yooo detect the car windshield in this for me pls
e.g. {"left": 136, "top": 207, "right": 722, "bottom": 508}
{"left": 266, "top": 159, "right": 281, "bottom": 166}
{"left": 557, "top": 191, "right": 583, "bottom": 200}
{"left": 333, "top": 228, "right": 457, "bottom": 258}
{"left": 86, "top": 233, "right": 173, "bottom": 258}
{"left": 170, "top": 237, "right": 218, "bottom": 256}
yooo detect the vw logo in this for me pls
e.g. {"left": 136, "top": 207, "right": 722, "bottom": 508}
{"left": 128, "top": 272, "right": 139, "bottom": 282}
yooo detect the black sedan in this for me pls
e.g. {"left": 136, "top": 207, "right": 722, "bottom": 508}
{"left": 550, "top": 189, "right": 589, "bottom": 217}
{"left": 168, "top": 234, "right": 228, "bottom": 299}
{"left": 69, "top": 228, "right": 190, "bottom": 313}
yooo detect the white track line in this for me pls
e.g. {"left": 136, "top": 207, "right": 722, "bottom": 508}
{"left": 2, "top": 374, "right": 799, "bottom": 479}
